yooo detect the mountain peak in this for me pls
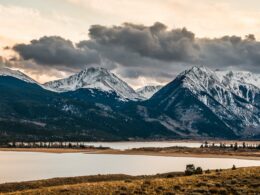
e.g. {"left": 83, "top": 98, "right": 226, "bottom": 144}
{"left": 190, "top": 65, "right": 210, "bottom": 72}
{"left": 151, "top": 65, "right": 260, "bottom": 133}
{"left": 78, "top": 66, "right": 115, "bottom": 81}
{"left": 82, "top": 66, "right": 109, "bottom": 73}
{"left": 176, "top": 66, "right": 220, "bottom": 93}
{"left": 183, "top": 66, "right": 215, "bottom": 76}
{"left": 44, "top": 66, "right": 141, "bottom": 101}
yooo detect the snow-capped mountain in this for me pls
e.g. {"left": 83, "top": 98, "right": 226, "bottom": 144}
{"left": 0, "top": 65, "right": 259, "bottom": 140}
{"left": 216, "top": 70, "right": 260, "bottom": 88}
{"left": 136, "top": 85, "right": 163, "bottom": 99}
{"left": 0, "top": 67, "right": 36, "bottom": 83}
{"left": 216, "top": 70, "right": 260, "bottom": 107}
{"left": 146, "top": 66, "right": 260, "bottom": 138}
{"left": 44, "top": 67, "right": 141, "bottom": 101}
{"left": 183, "top": 67, "right": 259, "bottom": 127}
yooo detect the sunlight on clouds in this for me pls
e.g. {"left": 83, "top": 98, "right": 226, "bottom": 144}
{"left": 65, "top": 0, "right": 260, "bottom": 39}
{"left": 118, "top": 76, "right": 166, "bottom": 90}
{"left": 1, "top": 0, "right": 260, "bottom": 85}
{"left": 28, "top": 71, "right": 68, "bottom": 84}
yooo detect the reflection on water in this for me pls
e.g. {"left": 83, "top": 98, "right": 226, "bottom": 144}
{"left": 0, "top": 151, "right": 259, "bottom": 184}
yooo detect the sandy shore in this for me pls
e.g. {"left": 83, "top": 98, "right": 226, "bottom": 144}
{"left": 0, "top": 147, "right": 260, "bottom": 160}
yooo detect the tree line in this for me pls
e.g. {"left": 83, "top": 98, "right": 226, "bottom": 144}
{"left": 201, "top": 141, "right": 260, "bottom": 150}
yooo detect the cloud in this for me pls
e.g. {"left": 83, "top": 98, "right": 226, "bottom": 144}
{"left": 80, "top": 22, "right": 260, "bottom": 75}
{"left": 86, "top": 22, "right": 198, "bottom": 62}
{"left": 198, "top": 35, "right": 260, "bottom": 71}
{"left": 13, "top": 36, "right": 100, "bottom": 70}
{"left": 11, "top": 22, "right": 260, "bottom": 85}
{"left": 65, "top": 0, "right": 260, "bottom": 39}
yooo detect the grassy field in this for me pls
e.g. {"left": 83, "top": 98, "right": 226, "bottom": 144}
{"left": 1, "top": 167, "right": 259, "bottom": 194}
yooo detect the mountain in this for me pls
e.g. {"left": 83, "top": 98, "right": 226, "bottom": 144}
{"left": 44, "top": 67, "right": 141, "bottom": 101}
{"left": 216, "top": 70, "right": 260, "bottom": 88}
{"left": 0, "top": 67, "right": 172, "bottom": 142}
{"left": 0, "top": 67, "right": 37, "bottom": 84}
{"left": 0, "top": 66, "right": 259, "bottom": 141}
{"left": 141, "top": 66, "right": 260, "bottom": 139}
{"left": 136, "top": 85, "right": 163, "bottom": 99}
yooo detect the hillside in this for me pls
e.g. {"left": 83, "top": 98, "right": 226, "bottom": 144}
{"left": 1, "top": 167, "right": 259, "bottom": 194}
{"left": 0, "top": 76, "right": 172, "bottom": 142}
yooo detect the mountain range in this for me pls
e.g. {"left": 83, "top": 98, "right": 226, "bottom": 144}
{"left": 0, "top": 66, "right": 259, "bottom": 141}
{"left": 136, "top": 85, "right": 163, "bottom": 99}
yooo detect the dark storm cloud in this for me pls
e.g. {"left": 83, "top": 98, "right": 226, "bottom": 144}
{"left": 13, "top": 36, "right": 100, "bottom": 67}
{"left": 12, "top": 22, "right": 260, "bottom": 81}
{"left": 198, "top": 35, "right": 260, "bottom": 69}
{"left": 86, "top": 22, "right": 199, "bottom": 62}
{"left": 85, "top": 23, "right": 260, "bottom": 68}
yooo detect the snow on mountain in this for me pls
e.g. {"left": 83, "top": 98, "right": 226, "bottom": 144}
{"left": 44, "top": 67, "right": 141, "bottom": 101}
{"left": 216, "top": 70, "right": 260, "bottom": 88}
{"left": 216, "top": 70, "right": 260, "bottom": 105}
{"left": 146, "top": 66, "right": 260, "bottom": 138}
{"left": 136, "top": 85, "right": 163, "bottom": 99}
{"left": 1, "top": 64, "right": 259, "bottom": 139}
{"left": 178, "top": 66, "right": 260, "bottom": 130}
{"left": 0, "top": 67, "right": 36, "bottom": 83}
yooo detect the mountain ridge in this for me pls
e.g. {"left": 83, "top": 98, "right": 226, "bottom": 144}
{"left": 0, "top": 67, "right": 37, "bottom": 84}
{"left": 145, "top": 66, "right": 260, "bottom": 138}
{"left": 0, "top": 65, "right": 259, "bottom": 141}
{"left": 44, "top": 67, "right": 142, "bottom": 101}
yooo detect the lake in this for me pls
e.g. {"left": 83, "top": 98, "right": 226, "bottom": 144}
{"left": 62, "top": 141, "right": 204, "bottom": 150}
{"left": 0, "top": 151, "right": 259, "bottom": 184}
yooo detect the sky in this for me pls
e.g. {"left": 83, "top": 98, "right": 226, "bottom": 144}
{"left": 0, "top": 0, "right": 260, "bottom": 88}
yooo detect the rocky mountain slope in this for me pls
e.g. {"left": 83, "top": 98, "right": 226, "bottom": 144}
{"left": 44, "top": 67, "right": 141, "bottom": 101}
{"left": 136, "top": 85, "right": 163, "bottom": 99}
{"left": 0, "top": 66, "right": 259, "bottom": 141}
{"left": 139, "top": 66, "right": 260, "bottom": 139}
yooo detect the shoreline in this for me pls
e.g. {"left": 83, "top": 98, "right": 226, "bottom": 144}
{"left": 95, "top": 150, "right": 260, "bottom": 160}
{"left": 0, "top": 148, "right": 104, "bottom": 153}
{"left": 1, "top": 147, "right": 260, "bottom": 160}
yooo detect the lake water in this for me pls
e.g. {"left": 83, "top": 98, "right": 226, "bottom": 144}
{"left": 64, "top": 141, "right": 204, "bottom": 150}
{"left": 0, "top": 151, "right": 259, "bottom": 184}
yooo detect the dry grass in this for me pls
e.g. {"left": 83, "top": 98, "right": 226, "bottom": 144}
{"left": 0, "top": 172, "right": 183, "bottom": 194}
{"left": 1, "top": 167, "right": 259, "bottom": 195}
